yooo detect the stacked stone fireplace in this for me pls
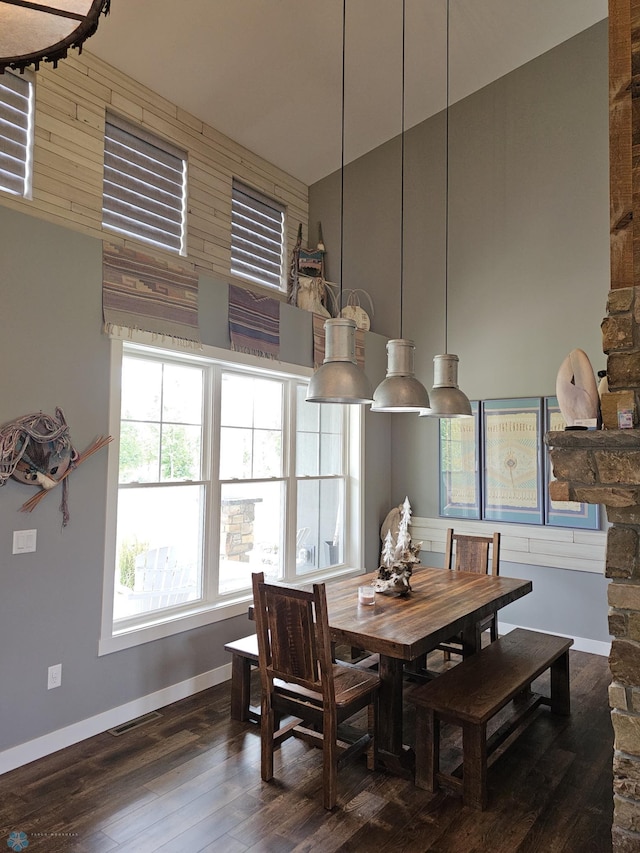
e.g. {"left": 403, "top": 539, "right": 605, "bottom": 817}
{"left": 546, "top": 4, "right": 640, "bottom": 847}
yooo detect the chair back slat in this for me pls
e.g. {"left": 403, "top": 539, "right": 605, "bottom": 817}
{"left": 445, "top": 529, "right": 501, "bottom": 576}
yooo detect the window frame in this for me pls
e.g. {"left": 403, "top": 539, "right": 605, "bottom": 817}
{"left": 0, "top": 68, "right": 34, "bottom": 199}
{"left": 99, "top": 332, "right": 365, "bottom": 655}
{"left": 230, "top": 179, "right": 286, "bottom": 292}
{"left": 102, "top": 112, "right": 188, "bottom": 256}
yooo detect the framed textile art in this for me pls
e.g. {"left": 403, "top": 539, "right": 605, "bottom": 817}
{"left": 544, "top": 396, "right": 600, "bottom": 529}
{"left": 481, "top": 397, "right": 544, "bottom": 525}
{"left": 439, "top": 401, "right": 481, "bottom": 519}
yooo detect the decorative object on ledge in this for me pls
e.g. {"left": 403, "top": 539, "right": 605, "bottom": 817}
{"left": 103, "top": 242, "right": 200, "bottom": 345}
{"left": 0, "top": 0, "right": 110, "bottom": 74}
{"left": 544, "top": 396, "right": 599, "bottom": 529}
{"left": 373, "top": 497, "right": 422, "bottom": 596}
{"left": 0, "top": 407, "right": 112, "bottom": 526}
{"left": 306, "top": 0, "right": 372, "bottom": 405}
{"left": 481, "top": 397, "right": 544, "bottom": 525}
{"left": 555, "top": 348, "right": 600, "bottom": 427}
{"left": 425, "top": 0, "right": 471, "bottom": 419}
{"left": 371, "top": 0, "right": 429, "bottom": 415}
{"left": 439, "top": 400, "right": 481, "bottom": 519}
{"left": 339, "top": 289, "right": 373, "bottom": 331}
{"left": 228, "top": 283, "right": 280, "bottom": 360}
{"left": 287, "top": 222, "right": 326, "bottom": 307}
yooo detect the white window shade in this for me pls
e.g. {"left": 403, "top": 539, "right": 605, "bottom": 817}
{"left": 231, "top": 180, "right": 285, "bottom": 290}
{"left": 0, "top": 70, "right": 33, "bottom": 198}
{"left": 103, "top": 115, "right": 187, "bottom": 254}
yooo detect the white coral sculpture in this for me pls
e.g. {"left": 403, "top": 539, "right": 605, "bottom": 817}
{"left": 373, "top": 497, "right": 422, "bottom": 596}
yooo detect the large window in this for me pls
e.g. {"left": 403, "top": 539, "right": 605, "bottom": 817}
{"left": 231, "top": 179, "right": 285, "bottom": 290}
{"left": 0, "top": 70, "right": 34, "bottom": 198}
{"left": 103, "top": 113, "right": 187, "bottom": 254}
{"left": 101, "top": 338, "right": 363, "bottom": 652}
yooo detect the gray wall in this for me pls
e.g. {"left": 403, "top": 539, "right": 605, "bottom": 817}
{"left": 311, "top": 21, "right": 610, "bottom": 644}
{"left": 0, "top": 203, "right": 389, "bottom": 754}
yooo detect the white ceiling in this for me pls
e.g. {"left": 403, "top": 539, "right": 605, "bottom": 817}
{"left": 88, "top": 0, "right": 608, "bottom": 186}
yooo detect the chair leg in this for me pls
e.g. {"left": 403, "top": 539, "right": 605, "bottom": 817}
{"left": 261, "top": 697, "right": 275, "bottom": 782}
{"left": 323, "top": 710, "right": 339, "bottom": 810}
{"left": 366, "top": 696, "right": 378, "bottom": 771}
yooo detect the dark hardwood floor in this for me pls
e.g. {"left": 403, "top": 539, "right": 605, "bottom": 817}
{"left": 0, "top": 647, "right": 613, "bottom": 852}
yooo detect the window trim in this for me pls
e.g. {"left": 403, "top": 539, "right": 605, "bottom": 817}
{"left": 99, "top": 331, "right": 365, "bottom": 656}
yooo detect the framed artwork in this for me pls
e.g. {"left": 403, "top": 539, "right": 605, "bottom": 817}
{"left": 544, "top": 396, "right": 600, "bottom": 529}
{"left": 439, "top": 401, "right": 481, "bottom": 519}
{"left": 482, "top": 397, "right": 544, "bottom": 525}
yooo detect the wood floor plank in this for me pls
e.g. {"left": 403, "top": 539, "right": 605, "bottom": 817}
{"left": 0, "top": 648, "right": 613, "bottom": 853}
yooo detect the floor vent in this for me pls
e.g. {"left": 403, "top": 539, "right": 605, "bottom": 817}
{"left": 108, "top": 711, "right": 162, "bottom": 736}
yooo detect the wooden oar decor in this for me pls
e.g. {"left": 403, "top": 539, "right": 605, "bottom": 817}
{"left": 0, "top": 407, "right": 112, "bottom": 526}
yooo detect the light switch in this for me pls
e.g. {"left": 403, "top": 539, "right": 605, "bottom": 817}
{"left": 13, "top": 529, "right": 37, "bottom": 554}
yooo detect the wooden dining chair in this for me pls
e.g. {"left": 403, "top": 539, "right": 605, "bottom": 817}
{"left": 440, "top": 528, "right": 501, "bottom": 659}
{"left": 251, "top": 572, "right": 380, "bottom": 810}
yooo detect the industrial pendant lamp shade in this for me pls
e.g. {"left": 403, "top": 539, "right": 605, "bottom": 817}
{"left": 306, "top": 0, "right": 372, "bottom": 405}
{"left": 422, "top": 353, "right": 471, "bottom": 418}
{"left": 426, "top": 0, "right": 472, "bottom": 419}
{"left": 306, "top": 317, "right": 373, "bottom": 404}
{"left": 0, "top": 0, "right": 110, "bottom": 74}
{"left": 371, "top": 0, "right": 430, "bottom": 414}
{"left": 372, "top": 339, "right": 430, "bottom": 412}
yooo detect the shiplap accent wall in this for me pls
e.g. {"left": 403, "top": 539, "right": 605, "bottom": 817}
{"left": 0, "top": 51, "right": 308, "bottom": 282}
{"left": 412, "top": 516, "right": 606, "bottom": 575}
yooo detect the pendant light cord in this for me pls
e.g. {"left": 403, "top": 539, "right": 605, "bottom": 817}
{"left": 444, "top": 0, "right": 450, "bottom": 355}
{"left": 339, "top": 0, "right": 346, "bottom": 313}
{"left": 399, "top": 0, "right": 406, "bottom": 340}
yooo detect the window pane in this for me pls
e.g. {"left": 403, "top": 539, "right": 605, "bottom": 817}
{"left": 296, "top": 432, "right": 319, "bottom": 477}
{"left": 119, "top": 422, "right": 160, "bottom": 484}
{"left": 221, "top": 373, "right": 254, "bottom": 427}
{"left": 113, "top": 484, "right": 202, "bottom": 620}
{"left": 219, "top": 427, "right": 252, "bottom": 479}
{"left": 161, "top": 424, "right": 201, "bottom": 481}
{"left": 320, "top": 434, "right": 341, "bottom": 476}
{"left": 253, "top": 378, "right": 282, "bottom": 429}
{"left": 297, "top": 385, "right": 319, "bottom": 432}
{"left": 162, "top": 363, "right": 203, "bottom": 423}
{"left": 296, "top": 478, "right": 344, "bottom": 574}
{"left": 121, "top": 357, "right": 162, "bottom": 420}
{"left": 253, "top": 429, "right": 282, "bottom": 478}
{"left": 320, "top": 403, "right": 343, "bottom": 434}
{"left": 219, "top": 481, "right": 284, "bottom": 593}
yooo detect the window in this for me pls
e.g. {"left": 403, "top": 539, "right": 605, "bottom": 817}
{"left": 0, "top": 70, "right": 34, "bottom": 198}
{"left": 103, "top": 113, "right": 187, "bottom": 254}
{"left": 101, "top": 338, "right": 363, "bottom": 652}
{"left": 231, "top": 179, "right": 285, "bottom": 290}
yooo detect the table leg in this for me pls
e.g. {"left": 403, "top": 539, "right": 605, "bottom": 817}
{"left": 460, "top": 622, "right": 482, "bottom": 658}
{"left": 377, "top": 655, "right": 414, "bottom": 778}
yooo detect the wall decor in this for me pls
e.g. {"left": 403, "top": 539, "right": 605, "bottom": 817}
{"left": 439, "top": 401, "right": 480, "bottom": 519}
{"left": 544, "top": 396, "right": 600, "bottom": 529}
{"left": 0, "top": 407, "right": 112, "bottom": 526}
{"left": 482, "top": 397, "right": 544, "bottom": 525}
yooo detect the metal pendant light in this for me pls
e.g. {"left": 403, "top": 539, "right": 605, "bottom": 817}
{"left": 0, "top": 0, "right": 110, "bottom": 74}
{"left": 306, "top": 0, "right": 373, "bottom": 405}
{"left": 372, "top": 0, "right": 430, "bottom": 414}
{"left": 422, "top": 0, "right": 471, "bottom": 419}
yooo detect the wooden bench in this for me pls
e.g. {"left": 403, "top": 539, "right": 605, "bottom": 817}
{"left": 224, "top": 633, "right": 260, "bottom": 723}
{"left": 409, "top": 628, "right": 573, "bottom": 810}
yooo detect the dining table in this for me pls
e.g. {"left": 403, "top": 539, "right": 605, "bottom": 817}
{"left": 324, "top": 565, "right": 533, "bottom": 777}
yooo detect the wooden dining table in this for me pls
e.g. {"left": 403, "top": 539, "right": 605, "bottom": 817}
{"left": 324, "top": 565, "right": 533, "bottom": 777}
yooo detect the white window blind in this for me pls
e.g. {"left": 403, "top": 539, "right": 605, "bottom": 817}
{"left": 231, "top": 180, "right": 285, "bottom": 290}
{"left": 0, "top": 71, "right": 33, "bottom": 198}
{"left": 103, "top": 114, "right": 187, "bottom": 254}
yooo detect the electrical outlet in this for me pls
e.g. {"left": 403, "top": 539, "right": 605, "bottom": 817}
{"left": 47, "top": 663, "right": 62, "bottom": 690}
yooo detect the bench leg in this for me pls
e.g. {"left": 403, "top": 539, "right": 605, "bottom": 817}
{"left": 414, "top": 707, "right": 438, "bottom": 791}
{"left": 462, "top": 722, "right": 488, "bottom": 810}
{"left": 550, "top": 650, "right": 571, "bottom": 716}
{"left": 230, "top": 654, "right": 253, "bottom": 722}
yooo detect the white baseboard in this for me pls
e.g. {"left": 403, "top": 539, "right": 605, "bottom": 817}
{"left": 0, "top": 662, "right": 232, "bottom": 776}
{"left": 499, "top": 622, "right": 611, "bottom": 657}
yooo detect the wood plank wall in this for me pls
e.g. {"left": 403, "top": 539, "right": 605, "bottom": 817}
{"left": 0, "top": 51, "right": 309, "bottom": 285}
